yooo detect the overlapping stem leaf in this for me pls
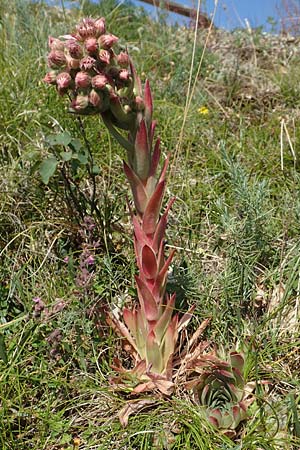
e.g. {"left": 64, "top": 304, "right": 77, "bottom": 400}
{"left": 114, "top": 77, "right": 178, "bottom": 387}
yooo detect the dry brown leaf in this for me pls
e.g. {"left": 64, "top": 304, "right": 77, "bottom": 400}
{"left": 119, "top": 399, "right": 156, "bottom": 427}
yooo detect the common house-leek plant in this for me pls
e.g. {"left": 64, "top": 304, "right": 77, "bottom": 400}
{"left": 43, "top": 16, "right": 252, "bottom": 429}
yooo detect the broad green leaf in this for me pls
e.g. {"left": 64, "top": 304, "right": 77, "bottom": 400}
{"left": 76, "top": 152, "right": 88, "bottom": 165}
{"left": 69, "top": 138, "right": 82, "bottom": 152}
{"left": 45, "top": 132, "right": 72, "bottom": 147}
{"left": 45, "top": 133, "right": 58, "bottom": 146}
{"left": 54, "top": 131, "right": 72, "bottom": 146}
{"left": 39, "top": 157, "right": 58, "bottom": 184}
{"left": 92, "top": 164, "right": 100, "bottom": 174}
{"left": 60, "top": 151, "right": 72, "bottom": 161}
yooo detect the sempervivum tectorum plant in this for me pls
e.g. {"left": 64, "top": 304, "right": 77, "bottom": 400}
{"left": 44, "top": 17, "right": 138, "bottom": 119}
{"left": 190, "top": 352, "right": 251, "bottom": 436}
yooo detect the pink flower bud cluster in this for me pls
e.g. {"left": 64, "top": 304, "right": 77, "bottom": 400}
{"left": 44, "top": 17, "right": 137, "bottom": 116}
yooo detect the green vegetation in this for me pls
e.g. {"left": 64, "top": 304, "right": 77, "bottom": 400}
{"left": 1, "top": 0, "right": 300, "bottom": 448}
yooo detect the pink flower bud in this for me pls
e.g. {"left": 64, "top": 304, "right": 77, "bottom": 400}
{"left": 98, "top": 49, "right": 110, "bottom": 65}
{"left": 75, "top": 71, "right": 91, "bottom": 88}
{"left": 94, "top": 17, "right": 106, "bottom": 37}
{"left": 119, "top": 69, "right": 129, "bottom": 81}
{"left": 135, "top": 96, "right": 145, "bottom": 111}
{"left": 98, "top": 34, "right": 118, "bottom": 49}
{"left": 85, "top": 37, "right": 98, "bottom": 54}
{"left": 92, "top": 74, "right": 108, "bottom": 90}
{"left": 76, "top": 18, "right": 96, "bottom": 39}
{"left": 66, "top": 40, "right": 83, "bottom": 59}
{"left": 80, "top": 56, "right": 96, "bottom": 71}
{"left": 89, "top": 89, "right": 102, "bottom": 108}
{"left": 43, "top": 71, "right": 57, "bottom": 84}
{"left": 117, "top": 51, "right": 129, "bottom": 67}
{"left": 48, "top": 50, "right": 66, "bottom": 68}
{"left": 71, "top": 94, "right": 89, "bottom": 111}
{"left": 48, "top": 36, "right": 65, "bottom": 51}
{"left": 66, "top": 54, "right": 80, "bottom": 70}
{"left": 56, "top": 72, "right": 72, "bottom": 89}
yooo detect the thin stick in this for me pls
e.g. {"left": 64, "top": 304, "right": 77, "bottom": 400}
{"left": 280, "top": 118, "right": 297, "bottom": 170}
{"left": 280, "top": 118, "right": 284, "bottom": 171}
{"left": 138, "top": 0, "right": 211, "bottom": 25}
{"left": 283, "top": 119, "right": 296, "bottom": 166}
{"left": 172, "top": 0, "right": 219, "bottom": 181}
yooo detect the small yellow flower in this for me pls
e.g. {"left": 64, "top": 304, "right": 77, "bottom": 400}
{"left": 198, "top": 106, "right": 209, "bottom": 115}
{"left": 73, "top": 437, "right": 81, "bottom": 449}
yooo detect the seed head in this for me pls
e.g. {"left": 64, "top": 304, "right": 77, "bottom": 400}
{"left": 56, "top": 72, "right": 72, "bottom": 90}
{"left": 71, "top": 94, "right": 89, "bottom": 112}
{"left": 66, "top": 54, "right": 80, "bottom": 70}
{"left": 119, "top": 69, "right": 130, "bottom": 81}
{"left": 89, "top": 89, "right": 102, "bottom": 108}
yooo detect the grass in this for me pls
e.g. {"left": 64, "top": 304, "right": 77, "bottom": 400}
{"left": 1, "top": 0, "right": 300, "bottom": 448}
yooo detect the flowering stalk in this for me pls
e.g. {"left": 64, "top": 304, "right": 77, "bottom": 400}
{"left": 44, "top": 17, "right": 184, "bottom": 394}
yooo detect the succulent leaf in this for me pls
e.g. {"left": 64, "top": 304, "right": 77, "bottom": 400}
{"left": 146, "top": 331, "right": 163, "bottom": 373}
{"left": 144, "top": 79, "right": 153, "bottom": 130}
{"left": 130, "top": 60, "right": 142, "bottom": 97}
{"left": 142, "top": 180, "right": 165, "bottom": 235}
{"left": 134, "top": 119, "right": 150, "bottom": 182}
{"left": 141, "top": 245, "right": 158, "bottom": 279}
{"left": 135, "top": 276, "right": 159, "bottom": 321}
{"left": 123, "top": 161, "right": 148, "bottom": 215}
{"left": 152, "top": 197, "right": 175, "bottom": 253}
{"left": 154, "top": 293, "right": 176, "bottom": 342}
{"left": 153, "top": 249, "right": 175, "bottom": 299}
